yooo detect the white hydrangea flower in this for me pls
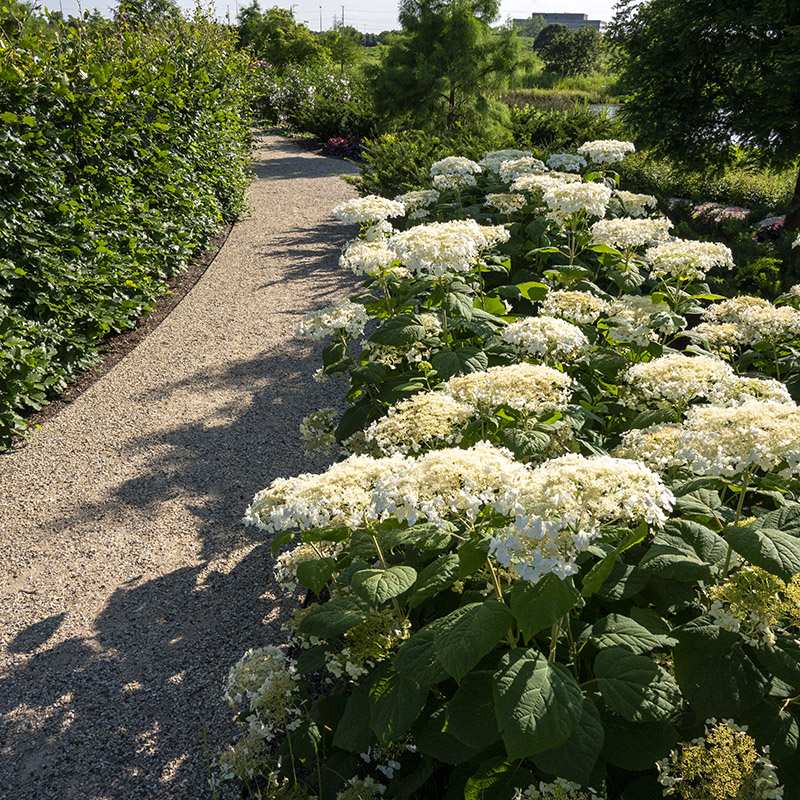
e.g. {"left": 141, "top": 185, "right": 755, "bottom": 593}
{"left": 577, "top": 138, "right": 636, "bottom": 165}
{"left": 387, "top": 219, "right": 509, "bottom": 277}
{"left": 296, "top": 298, "right": 369, "bottom": 340}
{"left": 543, "top": 181, "right": 612, "bottom": 219}
{"left": 274, "top": 540, "right": 343, "bottom": 591}
{"left": 691, "top": 321, "right": 745, "bottom": 354}
{"left": 590, "top": 216, "right": 673, "bottom": 250}
{"left": 332, "top": 195, "right": 405, "bottom": 224}
{"left": 336, "top": 776, "right": 387, "bottom": 800}
{"left": 606, "top": 294, "right": 685, "bottom": 346}
{"left": 646, "top": 238, "right": 735, "bottom": 282}
{"left": 545, "top": 153, "right": 587, "bottom": 173}
{"left": 339, "top": 239, "right": 400, "bottom": 277}
{"left": 442, "top": 363, "right": 573, "bottom": 415}
{"left": 707, "top": 376, "right": 794, "bottom": 407}
{"left": 490, "top": 513, "right": 599, "bottom": 583}
{"left": 515, "top": 777, "right": 605, "bottom": 800}
{"left": 793, "top": 233, "right": 800, "bottom": 248}
{"left": 371, "top": 441, "right": 534, "bottom": 527}
{"left": 361, "top": 392, "right": 476, "bottom": 455}
{"left": 244, "top": 454, "right": 408, "bottom": 532}
{"left": 540, "top": 289, "right": 611, "bottom": 325}
{"left": 503, "top": 315, "right": 590, "bottom": 362}
{"left": 394, "top": 189, "right": 439, "bottom": 212}
{"left": 510, "top": 173, "right": 573, "bottom": 195}
{"left": 613, "top": 423, "right": 684, "bottom": 473}
{"left": 609, "top": 190, "right": 658, "bottom": 218}
{"left": 430, "top": 155, "right": 482, "bottom": 177}
{"left": 676, "top": 400, "right": 800, "bottom": 477}
{"left": 498, "top": 156, "right": 548, "bottom": 184}
{"left": 704, "top": 296, "right": 800, "bottom": 345}
{"left": 517, "top": 452, "right": 675, "bottom": 530}
{"left": 479, "top": 149, "right": 534, "bottom": 173}
{"left": 624, "top": 353, "right": 735, "bottom": 408}
{"left": 485, "top": 192, "right": 527, "bottom": 215}
{"left": 433, "top": 173, "right": 477, "bottom": 191}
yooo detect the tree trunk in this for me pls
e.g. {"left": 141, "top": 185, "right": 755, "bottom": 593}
{"left": 785, "top": 161, "right": 800, "bottom": 232}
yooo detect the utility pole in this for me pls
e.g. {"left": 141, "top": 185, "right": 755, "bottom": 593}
{"left": 319, "top": 5, "right": 322, "bottom": 31}
{"left": 341, "top": 4, "right": 344, "bottom": 25}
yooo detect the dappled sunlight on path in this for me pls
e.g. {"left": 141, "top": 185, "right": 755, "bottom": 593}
{"left": 0, "top": 134, "right": 359, "bottom": 798}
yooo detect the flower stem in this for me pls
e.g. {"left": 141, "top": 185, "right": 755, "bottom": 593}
{"left": 723, "top": 470, "right": 752, "bottom": 576}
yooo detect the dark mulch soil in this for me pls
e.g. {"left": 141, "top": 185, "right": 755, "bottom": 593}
{"left": 20, "top": 224, "right": 233, "bottom": 434}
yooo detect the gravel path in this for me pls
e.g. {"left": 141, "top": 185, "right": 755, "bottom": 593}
{"left": 0, "top": 134, "right": 360, "bottom": 799}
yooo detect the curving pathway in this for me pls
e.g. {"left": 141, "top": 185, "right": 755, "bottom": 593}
{"left": 0, "top": 134, "right": 360, "bottom": 799}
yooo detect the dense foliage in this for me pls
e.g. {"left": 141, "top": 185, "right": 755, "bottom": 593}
{"left": 369, "top": 0, "right": 520, "bottom": 131}
{"left": 608, "top": 0, "right": 800, "bottom": 229}
{"left": 0, "top": 12, "right": 253, "bottom": 447}
{"left": 218, "top": 142, "right": 800, "bottom": 799}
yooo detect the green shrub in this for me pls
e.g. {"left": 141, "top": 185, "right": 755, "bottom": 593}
{"left": 0, "top": 11, "right": 253, "bottom": 447}
{"left": 508, "top": 102, "right": 621, "bottom": 152}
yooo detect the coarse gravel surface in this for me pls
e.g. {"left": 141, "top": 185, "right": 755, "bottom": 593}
{"left": 0, "top": 133, "right": 361, "bottom": 799}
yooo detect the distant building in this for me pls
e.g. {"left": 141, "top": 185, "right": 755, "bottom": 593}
{"left": 513, "top": 12, "right": 606, "bottom": 32}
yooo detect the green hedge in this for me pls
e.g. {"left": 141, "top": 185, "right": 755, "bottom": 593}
{"left": 0, "top": 12, "right": 254, "bottom": 447}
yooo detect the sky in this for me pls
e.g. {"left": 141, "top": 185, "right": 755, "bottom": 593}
{"left": 45, "top": 0, "right": 619, "bottom": 34}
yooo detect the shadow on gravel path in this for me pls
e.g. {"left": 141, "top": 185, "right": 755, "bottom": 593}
{"left": 0, "top": 134, "right": 359, "bottom": 799}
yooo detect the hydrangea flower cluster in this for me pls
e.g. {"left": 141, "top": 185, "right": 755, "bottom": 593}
{"left": 498, "top": 156, "right": 548, "bottom": 184}
{"left": 387, "top": 219, "right": 509, "bottom": 277}
{"left": 430, "top": 156, "right": 481, "bottom": 191}
{"left": 543, "top": 181, "right": 612, "bottom": 220}
{"left": 676, "top": 400, "right": 800, "bottom": 477}
{"left": 624, "top": 353, "right": 735, "bottom": 409}
{"left": 645, "top": 239, "right": 735, "bottom": 282}
{"left": 540, "top": 289, "right": 611, "bottom": 325}
{"left": 274, "top": 540, "right": 343, "bottom": 591}
{"left": 545, "top": 153, "right": 587, "bottom": 173}
{"left": 223, "top": 645, "right": 301, "bottom": 740}
{"left": 590, "top": 216, "right": 672, "bottom": 250}
{"left": 360, "top": 392, "right": 475, "bottom": 455}
{"left": 511, "top": 173, "right": 573, "bottom": 195}
{"left": 700, "top": 295, "right": 800, "bottom": 347}
{"left": 479, "top": 149, "right": 534, "bottom": 173}
{"left": 503, "top": 315, "right": 590, "bottom": 362}
{"left": 371, "top": 441, "right": 534, "bottom": 527}
{"left": 707, "top": 565, "right": 791, "bottom": 646}
{"left": 519, "top": 453, "right": 675, "bottom": 530}
{"left": 613, "top": 423, "right": 684, "bottom": 472}
{"left": 339, "top": 239, "right": 402, "bottom": 278}
{"left": 296, "top": 299, "right": 369, "bottom": 340}
{"left": 326, "top": 609, "right": 411, "bottom": 679}
{"left": 299, "top": 407, "right": 338, "bottom": 455}
{"left": 656, "top": 719, "right": 783, "bottom": 799}
{"left": 691, "top": 321, "right": 745, "bottom": 355}
{"left": 336, "top": 776, "right": 386, "bottom": 800}
{"left": 577, "top": 138, "right": 636, "bottom": 165}
{"left": 515, "top": 778, "right": 605, "bottom": 800}
{"left": 606, "top": 294, "right": 684, "bottom": 345}
{"left": 394, "top": 189, "right": 439, "bottom": 219}
{"left": 609, "top": 190, "right": 658, "bottom": 218}
{"left": 332, "top": 195, "right": 405, "bottom": 224}
{"left": 441, "top": 363, "right": 573, "bottom": 415}
{"left": 491, "top": 454, "right": 674, "bottom": 582}
{"left": 244, "top": 454, "right": 407, "bottom": 532}
{"left": 485, "top": 192, "right": 527, "bottom": 215}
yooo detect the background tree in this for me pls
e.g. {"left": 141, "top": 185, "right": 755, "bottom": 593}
{"left": 237, "top": 2, "right": 322, "bottom": 68}
{"left": 319, "top": 24, "right": 362, "bottom": 71}
{"left": 114, "top": 0, "right": 182, "bottom": 26}
{"left": 532, "top": 22, "right": 568, "bottom": 52}
{"left": 514, "top": 13, "right": 545, "bottom": 39}
{"left": 609, "top": 0, "right": 800, "bottom": 230}
{"left": 538, "top": 24, "right": 602, "bottom": 75}
{"left": 370, "top": 0, "right": 520, "bottom": 131}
